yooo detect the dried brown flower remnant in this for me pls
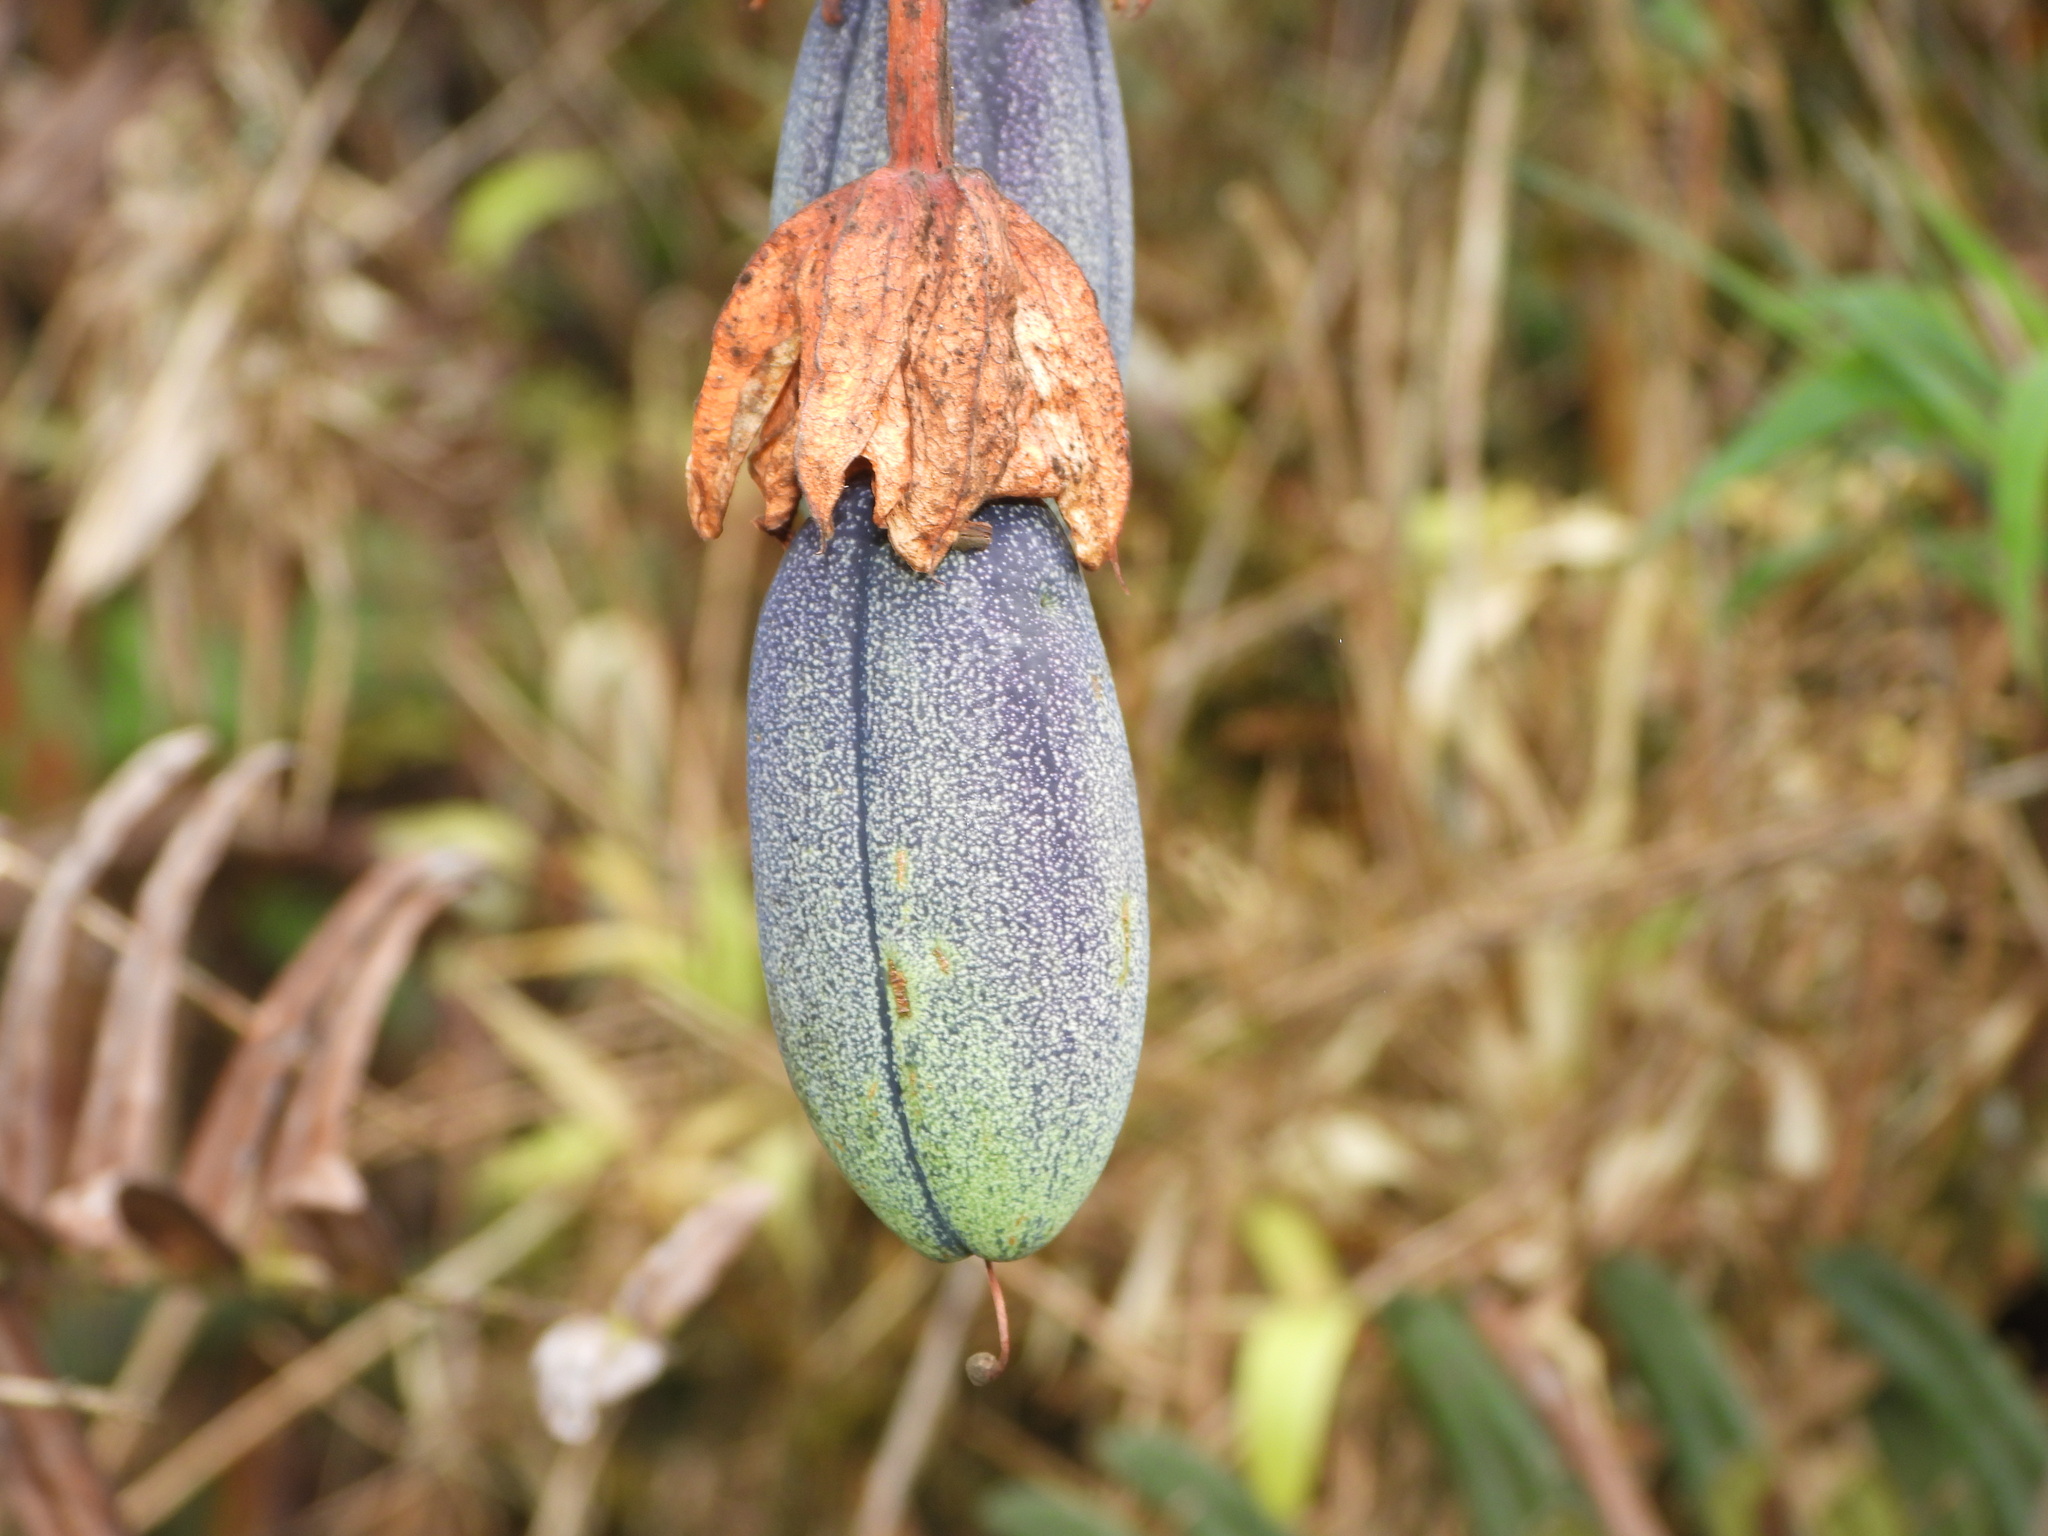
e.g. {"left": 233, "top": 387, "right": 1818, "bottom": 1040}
{"left": 689, "top": 0, "right": 1129, "bottom": 574}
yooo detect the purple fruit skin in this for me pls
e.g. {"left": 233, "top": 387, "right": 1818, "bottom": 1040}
{"left": 743, "top": 2, "right": 1145, "bottom": 1261}
{"left": 747, "top": 493, "right": 1147, "bottom": 1261}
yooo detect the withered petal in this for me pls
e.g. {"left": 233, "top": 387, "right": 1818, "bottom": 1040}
{"left": 748, "top": 368, "right": 802, "bottom": 533}
{"left": 690, "top": 154, "right": 1127, "bottom": 574}
{"left": 794, "top": 172, "right": 940, "bottom": 525}
{"left": 885, "top": 171, "right": 1031, "bottom": 572}
{"left": 866, "top": 368, "right": 915, "bottom": 542}
{"left": 687, "top": 193, "right": 847, "bottom": 539}
{"left": 998, "top": 205, "right": 1130, "bottom": 568}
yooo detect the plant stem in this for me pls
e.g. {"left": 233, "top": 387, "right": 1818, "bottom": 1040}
{"left": 887, "top": 0, "right": 952, "bottom": 172}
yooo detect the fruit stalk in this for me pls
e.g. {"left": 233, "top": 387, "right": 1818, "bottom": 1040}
{"left": 885, "top": 0, "right": 951, "bottom": 172}
{"left": 964, "top": 1262, "right": 1012, "bottom": 1385}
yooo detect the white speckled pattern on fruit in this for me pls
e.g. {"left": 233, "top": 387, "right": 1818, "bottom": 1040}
{"left": 747, "top": 491, "right": 1148, "bottom": 1260}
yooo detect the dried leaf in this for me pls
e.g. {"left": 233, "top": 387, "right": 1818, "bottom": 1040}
{"left": 126, "top": 853, "right": 455, "bottom": 1270}
{"left": 0, "top": 31, "right": 156, "bottom": 249}
{"left": 1580, "top": 1064, "right": 1727, "bottom": 1243}
{"left": 268, "top": 852, "right": 481, "bottom": 1287}
{"left": 0, "top": 727, "right": 214, "bottom": 1235}
{"left": 1754, "top": 1039, "right": 1831, "bottom": 1183}
{"left": 46, "top": 743, "right": 292, "bottom": 1252}
{"left": 686, "top": 0, "right": 1128, "bottom": 574}
{"left": 530, "top": 1315, "right": 666, "bottom": 1447}
{"left": 530, "top": 1180, "right": 775, "bottom": 1445}
{"left": 0, "top": 1296, "right": 125, "bottom": 1536}
{"left": 613, "top": 1179, "right": 778, "bottom": 1335}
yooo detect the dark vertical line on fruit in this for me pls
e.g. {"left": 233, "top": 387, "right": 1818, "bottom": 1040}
{"left": 846, "top": 489, "right": 970, "bottom": 1258}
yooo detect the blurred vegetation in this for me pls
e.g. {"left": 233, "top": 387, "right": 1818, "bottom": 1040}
{"left": 7, "top": 0, "right": 2048, "bottom": 1532}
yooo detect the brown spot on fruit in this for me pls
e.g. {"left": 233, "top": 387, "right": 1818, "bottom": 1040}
{"left": 894, "top": 847, "right": 910, "bottom": 888}
{"left": 886, "top": 957, "right": 913, "bottom": 1020}
{"left": 931, "top": 942, "right": 952, "bottom": 975}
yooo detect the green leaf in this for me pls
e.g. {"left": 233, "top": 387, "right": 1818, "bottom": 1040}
{"left": 980, "top": 1483, "right": 1146, "bottom": 1536}
{"left": 1702, "top": 1458, "right": 1774, "bottom": 1536}
{"left": 455, "top": 150, "right": 618, "bottom": 273}
{"left": 1592, "top": 1253, "right": 1763, "bottom": 1535}
{"left": 684, "top": 846, "right": 769, "bottom": 1018}
{"left": 1724, "top": 526, "right": 1859, "bottom": 619}
{"left": 1911, "top": 189, "right": 2048, "bottom": 350}
{"left": 1990, "top": 353, "right": 2048, "bottom": 685}
{"left": 1639, "top": 0, "right": 1723, "bottom": 68}
{"left": 1808, "top": 1246, "right": 2048, "bottom": 1536}
{"left": 1233, "top": 1296, "right": 1362, "bottom": 1521}
{"left": 1657, "top": 354, "right": 1903, "bottom": 542}
{"left": 1381, "top": 1294, "right": 1592, "bottom": 1536}
{"left": 2024, "top": 1190, "right": 2048, "bottom": 1266}
{"left": 1093, "top": 1428, "right": 1289, "bottom": 1536}
{"left": 1239, "top": 1200, "right": 1342, "bottom": 1302}
{"left": 1910, "top": 527, "right": 1997, "bottom": 605}
{"left": 1818, "top": 282, "right": 1998, "bottom": 457}
{"left": 1517, "top": 161, "right": 1827, "bottom": 346}
{"left": 1867, "top": 1385, "right": 1999, "bottom": 1536}
{"left": 1817, "top": 1473, "right": 1914, "bottom": 1536}
{"left": 470, "top": 1116, "right": 618, "bottom": 1206}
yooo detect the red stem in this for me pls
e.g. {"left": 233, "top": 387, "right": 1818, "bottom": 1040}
{"left": 987, "top": 1260, "right": 1010, "bottom": 1373}
{"left": 887, "top": 0, "right": 952, "bottom": 171}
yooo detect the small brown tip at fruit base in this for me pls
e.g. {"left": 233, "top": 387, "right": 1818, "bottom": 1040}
{"left": 688, "top": 0, "right": 1129, "bottom": 576}
{"left": 964, "top": 1260, "right": 1010, "bottom": 1386}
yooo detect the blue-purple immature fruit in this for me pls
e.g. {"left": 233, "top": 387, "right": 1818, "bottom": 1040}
{"left": 747, "top": 490, "right": 1147, "bottom": 1261}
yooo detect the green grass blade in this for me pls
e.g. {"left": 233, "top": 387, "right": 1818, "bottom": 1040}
{"left": 1816, "top": 1473, "right": 1914, "bottom": 1536}
{"left": 2025, "top": 1191, "right": 2048, "bottom": 1266}
{"left": 1911, "top": 188, "right": 2048, "bottom": 350}
{"left": 1990, "top": 353, "right": 2048, "bottom": 685}
{"left": 1817, "top": 283, "right": 1999, "bottom": 457}
{"left": 1652, "top": 354, "right": 1904, "bottom": 543}
{"left": 1233, "top": 1296, "right": 1362, "bottom": 1521}
{"left": 1518, "top": 160, "right": 1826, "bottom": 346}
{"left": 1381, "top": 1294, "right": 1592, "bottom": 1536}
{"left": 453, "top": 150, "right": 617, "bottom": 273}
{"left": 1724, "top": 527, "right": 1860, "bottom": 618}
{"left": 1093, "top": 1427, "right": 1291, "bottom": 1536}
{"left": 1867, "top": 1384, "right": 1999, "bottom": 1536}
{"left": 1592, "top": 1252, "right": 1762, "bottom": 1530}
{"left": 980, "top": 1483, "right": 1148, "bottom": 1536}
{"left": 1808, "top": 1246, "right": 2048, "bottom": 1536}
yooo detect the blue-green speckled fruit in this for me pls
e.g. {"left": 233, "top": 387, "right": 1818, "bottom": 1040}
{"left": 747, "top": 491, "right": 1148, "bottom": 1261}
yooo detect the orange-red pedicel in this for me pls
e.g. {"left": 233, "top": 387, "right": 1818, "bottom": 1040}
{"left": 686, "top": 0, "right": 1129, "bottom": 574}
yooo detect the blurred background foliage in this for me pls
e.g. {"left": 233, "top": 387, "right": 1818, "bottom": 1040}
{"left": 7, "top": 0, "right": 2048, "bottom": 1532}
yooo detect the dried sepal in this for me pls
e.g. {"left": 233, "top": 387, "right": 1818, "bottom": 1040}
{"left": 685, "top": 195, "right": 839, "bottom": 536}
{"left": 1003, "top": 209, "right": 1131, "bottom": 569}
{"left": 685, "top": 0, "right": 1129, "bottom": 575}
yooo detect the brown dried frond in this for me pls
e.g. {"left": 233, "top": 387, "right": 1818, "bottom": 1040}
{"left": 45, "top": 742, "right": 292, "bottom": 1254}
{"left": 0, "top": 727, "right": 215, "bottom": 1248}
{"left": 128, "top": 851, "right": 467, "bottom": 1274}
